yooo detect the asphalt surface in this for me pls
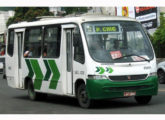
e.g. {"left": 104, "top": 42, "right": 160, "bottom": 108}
{"left": 0, "top": 74, "right": 165, "bottom": 114}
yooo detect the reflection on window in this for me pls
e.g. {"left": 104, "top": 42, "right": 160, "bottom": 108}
{"left": 73, "top": 27, "right": 85, "bottom": 64}
{"left": 83, "top": 21, "right": 154, "bottom": 63}
{"left": 127, "top": 31, "right": 145, "bottom": 51}
{"left": 7, "top": 30, "right": 14, "bottom": 56}
{"left": 24, "top": 28, "right": 42, "bottom": 58}
{"left": 43, "top": 26, "right": 61, "bottom": 58}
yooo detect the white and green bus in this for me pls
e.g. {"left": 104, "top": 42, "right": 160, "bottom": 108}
{"left": 6, "top": 15, "right": 158, "bottom": 108}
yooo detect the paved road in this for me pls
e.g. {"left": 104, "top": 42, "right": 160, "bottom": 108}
{"left": 0, "top": 75, "right": 165, "bottom": 114}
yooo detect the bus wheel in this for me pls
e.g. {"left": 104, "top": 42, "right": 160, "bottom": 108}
{"left": 27, "top": 80, "right": 47, "bottom": 101}
{"left": 27, "top": 80, "right": 38, "bottom": 100}
{"left": 158, "top": 70, "right": 165, "bottom": 84}
{"left": 77, "top": 84, "right": 92, "bottom": 108}
{"left": 135, "top": 96, "right": 152, "bottom": 105}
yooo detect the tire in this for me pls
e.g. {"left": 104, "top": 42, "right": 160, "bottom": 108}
{"left": 135, "top": 96, "right": 152, "bottom": 105}
{"left": 3, "top": 74, "right": 6, "bottom": 79}
{"left": 77, "top": 84, "right": 93, "bottom": 108}
{"left": 158, "top": 70, "right": 165, "bottom": 84}
{"left": 27, "top": 80, "right": 47, "bottom": 101}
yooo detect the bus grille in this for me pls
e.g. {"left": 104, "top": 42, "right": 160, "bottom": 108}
{"left": 109, "top": 74, "right": 147, "bottom": 81}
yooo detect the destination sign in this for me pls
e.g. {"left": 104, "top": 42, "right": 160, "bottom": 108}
{"left": 95, "top": 26, "right": 119, "bottom": 32}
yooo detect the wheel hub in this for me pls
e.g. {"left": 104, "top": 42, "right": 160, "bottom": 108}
{"left": 80, "top": 91, "right": 88, "bottom": 103}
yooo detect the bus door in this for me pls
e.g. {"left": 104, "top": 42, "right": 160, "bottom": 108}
{"left": 62, "top": 24, "right": 76, "bottom": 94}
{"left": 15, "top": 29, "right": 24, "bottom": 88}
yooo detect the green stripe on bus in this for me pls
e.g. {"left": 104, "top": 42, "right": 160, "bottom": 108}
{"left": 25, "top": 59, "right": 34, "bottom": 79}
{"left": 48, "top": 60, "right": 60, "bottom": 89}
{"left": 43, "top": 60, "right": 51, "bottom": 81}
{"left": 30, "top": 59, "right": 44, "bottom": 90}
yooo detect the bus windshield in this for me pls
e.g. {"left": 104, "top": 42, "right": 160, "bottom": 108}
{"left": 82, "top": 21, "right": 154, "bottom": 63}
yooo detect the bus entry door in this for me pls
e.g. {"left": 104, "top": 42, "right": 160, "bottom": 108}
{"left": 15, "top": 30, "right": 24, "bottom": 88}
{"left": 65, "top": 29, "right": 74, "bottom": 94}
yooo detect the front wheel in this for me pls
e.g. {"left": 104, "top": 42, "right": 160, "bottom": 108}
{"left": 77, "top": 84, "right": 93, "bottom": 108}
{"left": 135, "top": 96, "right": 152, "bottom": 105}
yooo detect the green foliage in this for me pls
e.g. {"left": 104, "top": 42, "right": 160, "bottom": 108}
{"left": 6, "top": 7, "right": 53, "bottom": 27}
{"left": 63, "top": 7, "right": 88, "bottom": 15}
{"left": 152, "top": 12, "right": 165, "bottom": 58}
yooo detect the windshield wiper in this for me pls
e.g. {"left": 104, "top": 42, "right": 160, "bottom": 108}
{"left": 114, "top": 54, "right": 150, "bottom": 62}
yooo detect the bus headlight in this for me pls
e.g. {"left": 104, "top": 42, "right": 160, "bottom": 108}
{"left": 88, "top": 75, "right": 108, "bottom": 80}
{"left": 149, "top": 72, "right": 157, "bottom": 77}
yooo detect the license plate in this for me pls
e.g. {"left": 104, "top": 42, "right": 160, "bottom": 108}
{"left": 124, "top": 92, "right": 136, "bottom": 97}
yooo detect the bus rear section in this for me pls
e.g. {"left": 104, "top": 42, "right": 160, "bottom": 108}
{"left": 5, "top": 20, "right": 86, "bottom": 103}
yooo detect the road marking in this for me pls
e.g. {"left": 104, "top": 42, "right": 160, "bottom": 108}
{"left": 159, "top": 89, "right": 165, "bottom": 92}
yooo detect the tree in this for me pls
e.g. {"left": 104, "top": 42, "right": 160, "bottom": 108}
{"left": 62, "top": 7, "right": 88, "bottom": 15}
{"left": 6, "top": 7, "right": 54, "bottom": 26}
{"left": 152, "top": 12, "right": 165, "bottom": 58}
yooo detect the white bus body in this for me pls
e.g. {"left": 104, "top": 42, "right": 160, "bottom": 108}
{"left": 6, "top": 15, "right": 158, "bottom": 108}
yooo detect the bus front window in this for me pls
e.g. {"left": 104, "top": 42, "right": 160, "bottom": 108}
{"left": 82, "top": 21, "right": 154, "bottom": 63}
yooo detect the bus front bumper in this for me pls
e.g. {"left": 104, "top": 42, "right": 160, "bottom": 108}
{"left": 86, "top": 76, "right": 158, "bottom": 100}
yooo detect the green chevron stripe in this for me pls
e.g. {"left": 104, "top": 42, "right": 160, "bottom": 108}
{"left": 99, "top": 67, "right": 105, "bottom": 74}
{"left": 48, "top": 60, "right": 60, "bottom": 89}
{"left": 30, "top": 59, "right": 44, "bottom": 90}
{"left": 96, "top": 67, "right": 100, "bottom": 72}
{"left": 106, "top": 67, "right": 113, "bottom": 73}
{"left": 43, "top": 60, "right": 51, "bottom": 81}
{"left": 25, "top": 59, "right": 34, "bottom": 79}
{"left": 108, "top": 67, "right": 113, "bottom": 73}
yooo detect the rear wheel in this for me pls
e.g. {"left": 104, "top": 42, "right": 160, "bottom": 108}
{"left": 158, "top": 70, "right": 165, "bottom": 84}
{"left": 135, "top": 96, "right": 152, "bottom": 105}
{"left": 77, "top": 84, "right": 93, "bottom": 108}
{"left": 27, "top": 80, "right": 47, "bottom": 101}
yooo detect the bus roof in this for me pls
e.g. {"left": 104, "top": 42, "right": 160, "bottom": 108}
{"left": 8, "top": 15, "right": 137, "bottom": 29}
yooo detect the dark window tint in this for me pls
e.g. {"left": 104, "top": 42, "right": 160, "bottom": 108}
{"left": 24, "top": 28, "right": 42, "bottom": 58}
{"left": 0, "top": 34, "right": 5, "bottom": 56}
{"left": 7, "top": 30, "right": 14, "bottom": 56}
{"left": 66, "top": 32, "right": 72, "bottom": 71}
{"left": 73, "top": 27, "right": 85, "bottom": 64}
{"left": 43, "top": 26, "right": 61, "bottom": 58}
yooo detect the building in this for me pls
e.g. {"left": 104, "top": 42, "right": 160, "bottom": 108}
{"left": 87, "top": 7, "right": 115, "bottom": 15}
{"left": 0, "top": 11, "right": 14, "bottom": 33}
{"left": 49, "top": 7, "right": 66, "bottom": 16}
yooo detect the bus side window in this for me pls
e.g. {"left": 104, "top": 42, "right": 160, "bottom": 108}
{"left": 43, "top": 26, "right": 61, "bottom": 58}
{"left": 73, "top": 27, "right": 85, "bottom": 64}
{"left": 24, "top": 28, "right": 42, "bottom": 58}
{"left": 7, "top": 30, "right": 14, "bottom": 56}
{"left": 0, "top": 34, "right": 5, "bottom": 56}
